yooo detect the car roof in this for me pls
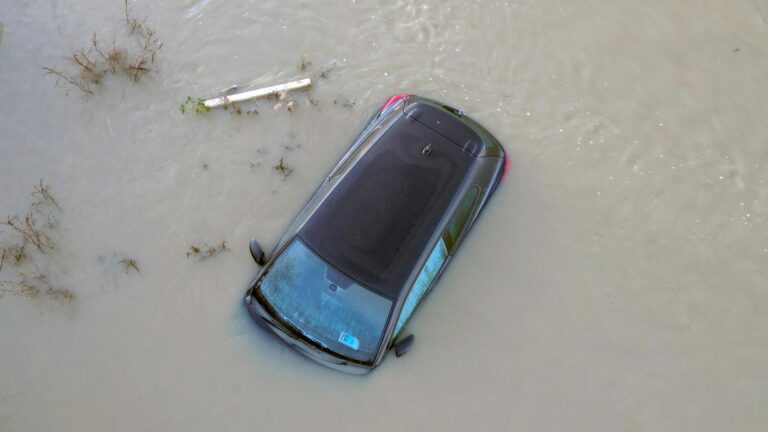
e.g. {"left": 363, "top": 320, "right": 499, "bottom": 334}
{"left": 299, "top": 108, "right": 478, "bottom": 299}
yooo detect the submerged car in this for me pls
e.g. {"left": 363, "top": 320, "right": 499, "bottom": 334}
{"left": 244, "top": 94, "right": 507, "bottom": 373}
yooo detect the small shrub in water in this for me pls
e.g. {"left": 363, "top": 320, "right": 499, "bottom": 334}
{"left": 179, "top": 96, "right": 209, "bottom": 114}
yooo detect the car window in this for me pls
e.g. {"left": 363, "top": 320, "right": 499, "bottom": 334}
{"left": 258, "top": 239, "right": 393, "bottom": 363}
{"left": 392, "top": 187, "right": 480, "bottom": 337}
{"left": 393, "top": 238, "right": 448, "bottom": 337}
{"left": 443, "top": 186, "right": 480, "bottom": 253}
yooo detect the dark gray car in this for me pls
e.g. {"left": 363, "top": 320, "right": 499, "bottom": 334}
{"left": 244, "top": 94, "right": 507, "bottom": 373}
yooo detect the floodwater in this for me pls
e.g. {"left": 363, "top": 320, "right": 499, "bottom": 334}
{"left": 1, "top": 0, "right": 767, "bottom": 430}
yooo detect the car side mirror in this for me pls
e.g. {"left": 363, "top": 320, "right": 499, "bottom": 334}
{"left": 394, "top": 334, "right": 415, "bottom": 357}
{"left": 249, "top": 239, "right": 267, "bottom": 266}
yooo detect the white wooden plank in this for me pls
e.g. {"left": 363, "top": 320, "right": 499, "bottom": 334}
{"left": 203, "top": 78, "right": 312, "bottom": 108}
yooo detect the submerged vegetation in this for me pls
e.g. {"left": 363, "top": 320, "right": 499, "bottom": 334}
{"left": 334, "top": 98, "right": 356, "bottom": 109}
{"left": 186, "top": 241, "right": 230, "bottom": 260}
{"left": 298, "top": 54, "right": 312, "bottom": 71}
{"left": 223, "top": 103, "right": 259, "bottom": 116}
{"left": 0, "top": 271, "right": 74, "bottom": 303}
{"left": 274, "top": 158, "right": 293, "bottom": 180}
{"left": 0, "top": 180, "right": 74, "bottom": 304}
{"left": 43, "top": 1, "right": 162, "bottom": 95}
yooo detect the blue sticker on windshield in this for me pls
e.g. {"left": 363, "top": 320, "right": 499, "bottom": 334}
{"left": 338, "top": 332, "right": 360, "bottom": 350}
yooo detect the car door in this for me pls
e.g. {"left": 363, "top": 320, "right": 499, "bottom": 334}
{"left": 392, "top": 186, "right": 481, "bottom": 337}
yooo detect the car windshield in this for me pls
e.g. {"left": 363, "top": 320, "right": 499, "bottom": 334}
{"left": 256, "top": 238, "right": 393, "bottom": 363}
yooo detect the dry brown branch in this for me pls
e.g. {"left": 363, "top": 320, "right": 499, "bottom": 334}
{"left": 0, "top": 181, "right": 71, "bottom": 305}
{"left": 32, "top": 178, "right": 61, "bottom": 210}
{"left": 108, "top": 48, "right": 125, "bottom": 70}
{"left": 92, "top": 33, "right": 110, "bottom": 64}
{"left": 42, "top": 66, "right": 94, "bottom": 95}
{"left": 0, "top": 241, "right": 29, "bottom": 269}
{"left": 125, "top": 29, "right": 162, "bottom": 82}
{"left": 91, "top": 33, "right": 125, "bottom": 74}
{"left": 124, "top": 0, "right": 143, "bottom": 33}
{"left": 3, "top": 212, "right": 55, "bottom": 253}
{"left": 69, "top": 51, "right": 104, "bottom": 85}
{"left": 43, "top": 1, "right": 162, "bottom": 94}
{"left": 119, "top": 258, "right": 140, "bottom": 273}
{"left": 9, "top": 242, "right": 28, "bottom": 265}
{"left": 44, "top": 214, "right": 59, "bottom": 231}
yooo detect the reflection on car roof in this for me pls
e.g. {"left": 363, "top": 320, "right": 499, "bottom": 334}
{"left": 300, "top": 114, "right": 476, "bottom": 299}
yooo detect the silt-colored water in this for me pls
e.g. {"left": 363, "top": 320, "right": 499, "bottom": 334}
{"left": 1, "top": 0, "right": 767, "bottom": 430}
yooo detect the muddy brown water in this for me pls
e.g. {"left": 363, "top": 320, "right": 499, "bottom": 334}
{"left": 1, "top": 0, "right": 767, "bottom": 430}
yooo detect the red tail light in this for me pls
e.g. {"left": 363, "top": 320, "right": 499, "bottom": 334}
{"left": 381, "top": 94, "right": 410, "bottom": 110}
{"left": 502, "top": 156, "right": 510, "bottom": 179}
